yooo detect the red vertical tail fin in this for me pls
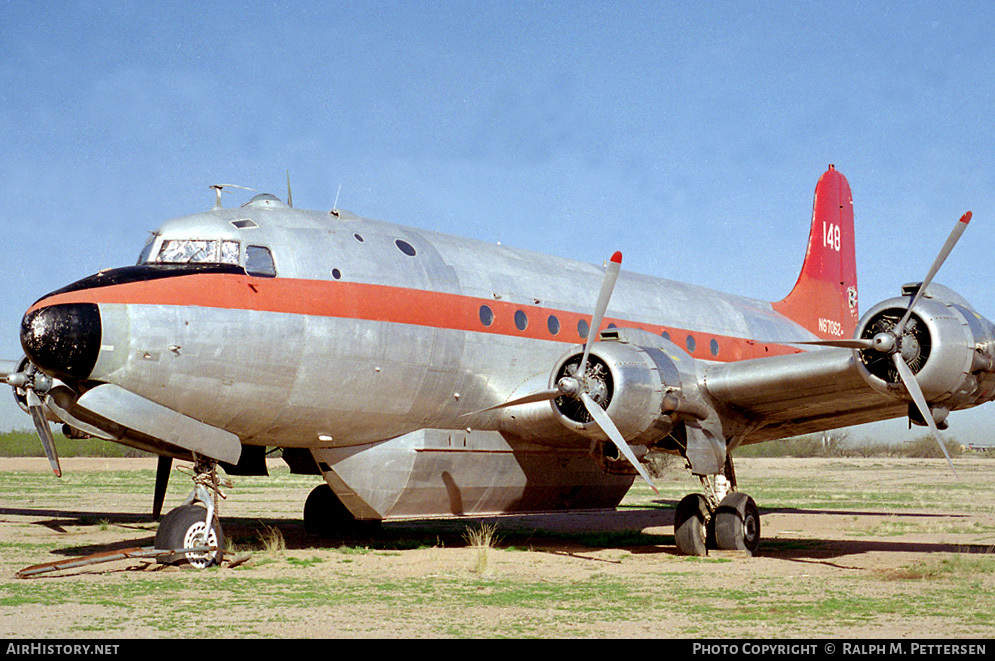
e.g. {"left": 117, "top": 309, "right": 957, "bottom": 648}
{"left": 772, "top": 165, "right": 859, "bottom": 339}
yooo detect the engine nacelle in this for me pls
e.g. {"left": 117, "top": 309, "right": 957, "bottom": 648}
{"left": 855, "top": 284, "right": 995, "bottom": 410}
{"left": 548, "top": 328, "right": 702, "bottom": 446}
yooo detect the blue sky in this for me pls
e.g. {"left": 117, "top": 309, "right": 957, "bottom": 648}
{"left": 1, "top": 1, "right": 994, "bottom": 444}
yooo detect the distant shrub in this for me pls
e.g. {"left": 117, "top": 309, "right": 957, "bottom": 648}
{"left": 646, "top": 449, "right": 676, "bottom": 476}
{"left": 901, "top": 435, "right": 963, "bottom": 459}
{"left": 0, "top": 429, "right": 150, "bottom": 458}
{"left": 736, "top": 433, "right": 848, "bottom": 458}
{"left": 735, "top": 432, "right": 979, "bottom": 459}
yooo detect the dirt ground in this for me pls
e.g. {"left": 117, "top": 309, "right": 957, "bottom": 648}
{"left": 1, "top": 455, "right": 994, "bottom": 638}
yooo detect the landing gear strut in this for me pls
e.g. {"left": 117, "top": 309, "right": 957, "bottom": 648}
{"left": 154, "top": 456, "right": 228, "bottom": 567}
{"left": 673, "top": 455, "right": 760, "bottom": 556}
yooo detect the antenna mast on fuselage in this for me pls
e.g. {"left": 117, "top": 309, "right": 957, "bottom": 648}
{"left": 208, "top": 184, "right": 257, "bottom": 210}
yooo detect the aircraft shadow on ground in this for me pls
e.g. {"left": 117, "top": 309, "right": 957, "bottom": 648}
{"left": 5, "top": 501, "right": 992, "bottom": 565}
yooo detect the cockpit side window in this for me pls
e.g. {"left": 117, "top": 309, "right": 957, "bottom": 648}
{"left": 153, "top": 239, "right": 241, "bottom": 265}
{"left": 245, "top": 245, "right": 277, "bottom": 277}
{"left": 137, "top": 234, "right": 158, "bottom": 265}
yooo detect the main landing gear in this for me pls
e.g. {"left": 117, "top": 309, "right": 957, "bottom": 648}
{"left": 673, "top": 461, "right": 760, "bottom": 557}
{"left": 154, "top": 456, "right": 228, "bottom": 568}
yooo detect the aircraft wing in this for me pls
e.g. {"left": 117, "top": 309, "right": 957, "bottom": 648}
{"left": 701, "top": 347, "right": 908, "bottom": 444}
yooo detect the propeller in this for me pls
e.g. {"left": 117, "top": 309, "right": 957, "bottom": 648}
{"left": 892, "top": 351, "right": 957, "bottom": 475}
{"left": 152, "top": 455, "right": 173, "bottom": 519}
{"left": 475, "top": 252, "right": 658, "bottom": 493}
{"left": 479, "top": 253, "right": 624, "bottom": 411}
{"left": 577, "top": 251, "right": 622, "bottom": 381}
{"left": 5, "top": 361, "right": 62, "bottom": 477}
{"left": 801, "top": 212, "right": 972, "bottom": 475}
{"left": 579, "top": 391, "right": 658, "bottom": 493}
{"left": 892, "top": 211, "right": 971, "bottom": 339}
{"left": 792, "top": 337, "right": 877, "bottom": 350}
{"left": 562, "top": 252, "right": 657, "bottom": 492}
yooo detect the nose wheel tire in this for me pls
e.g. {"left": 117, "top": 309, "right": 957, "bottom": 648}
{"left": 155, "top": 504, "right": 224, "bottom": 568}
{"left": 713, "top": 492, "right": 760, "bottom": 555}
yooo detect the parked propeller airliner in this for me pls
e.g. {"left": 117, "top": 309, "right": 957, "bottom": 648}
{"left": 4, "top": 165, "right": 993, "bottom": 564}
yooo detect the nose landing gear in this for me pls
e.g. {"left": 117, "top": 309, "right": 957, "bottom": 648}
{"left": 154, "top": 457, "right": 229, "bottom": 568}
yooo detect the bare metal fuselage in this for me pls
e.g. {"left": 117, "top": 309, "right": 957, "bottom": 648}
{"left": 24, "top": 194, "right": 994, "bottom": 521}
{"left": 91, "top": 201, "right": 813, "bottom": 444}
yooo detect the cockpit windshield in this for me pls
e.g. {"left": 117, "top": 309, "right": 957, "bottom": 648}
{"left": 144, "top": 239, "right": 241, "bottom": 265}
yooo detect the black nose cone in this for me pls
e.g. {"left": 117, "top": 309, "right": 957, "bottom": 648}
{"left": 20, "top": 303, "right": 101, "bottom": 382}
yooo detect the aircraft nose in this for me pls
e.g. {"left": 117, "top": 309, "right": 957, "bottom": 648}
{"left": 20, "top": 303, "right": 101, "bottom": 381}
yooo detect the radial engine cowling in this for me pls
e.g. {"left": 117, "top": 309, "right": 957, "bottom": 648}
{"left": 548, "top": 328, "right": 699, "bottom": 446}
{"left": 855, "top": 284, "right": 995, "bottom": 409}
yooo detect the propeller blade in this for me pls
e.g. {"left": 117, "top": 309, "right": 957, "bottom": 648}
{"left": 579, "top": 392, "right": 658, "bottom": 494}
{"left": 471, "top": 387, "right": 563, "bottom": 414}
{"left": 26, "top": 389, "right": 61, "bottom": 478}
{"left": 464, "top": 377, "right": 585, "bottom": 416}
{"left": 894, "top": 211, "right": 971, "bottom": 338}
{"left": 153, "top": 455, "right": 172, "bottom": 519}
{"left": 578, "top": 252, "right": 622, "bottom": 376}
{"left": 0, "top": 360, "right": 17, "bottom": 381}
{"left": 891, "top": 353, "right": 958, "bottom": 477}
{"left": 795, "top": 338, "right": 876, "bottom": 350}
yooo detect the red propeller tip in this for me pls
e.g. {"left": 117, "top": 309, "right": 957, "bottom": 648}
{"left": 610, "top": 251, "right": 622, "bottom": 264}
{"left": 960, "top": 211, "right": 972, "bottom": 224}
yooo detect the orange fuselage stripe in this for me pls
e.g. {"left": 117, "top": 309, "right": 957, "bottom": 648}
{"left": 29, "top": 273, "right": 802, "bottom": 362}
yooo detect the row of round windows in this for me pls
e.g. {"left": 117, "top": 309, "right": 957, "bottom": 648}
{"left": 477, "top": 304, "right": 720, "bottom": 357}
{"left": 336, "top": 235, "right": 721, "bottom": 358}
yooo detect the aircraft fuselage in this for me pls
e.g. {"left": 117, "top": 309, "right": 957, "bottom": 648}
{"left": 26, "top": 197, "right": 815, "bottom": 449}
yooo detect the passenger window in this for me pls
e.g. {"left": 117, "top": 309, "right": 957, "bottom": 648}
{"left": 547, "top": 315, "right": 560, "bottom": 335}
{"left": 395, "top": 239, "right": 417, "bottom": 256}
{"left": 246, "top": 245, "right": 277, "bottom": 277}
